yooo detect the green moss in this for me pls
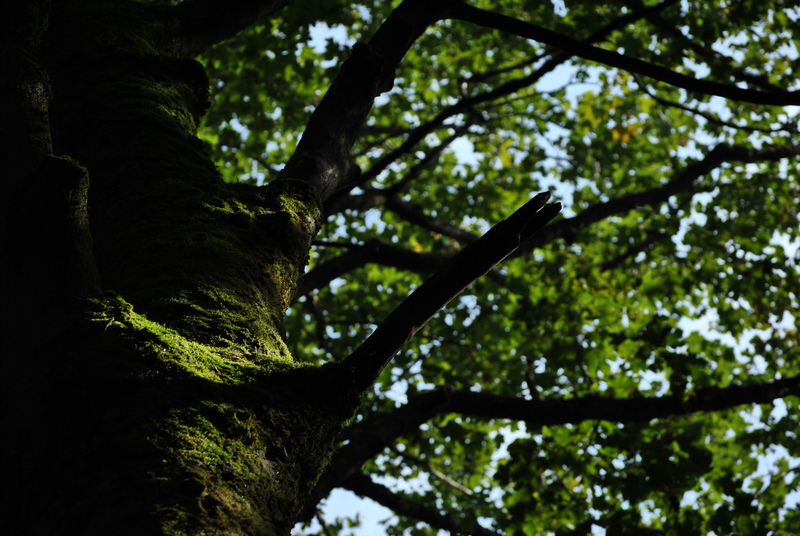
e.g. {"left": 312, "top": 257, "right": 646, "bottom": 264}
{"left": 81, "top": 294, "right": 359, "bottom": 535}
{"left": 89, "top": 293, "right": 294, "bottom": 383}
{"left": 156, "top": 405, "right": 275, "bottom": 535}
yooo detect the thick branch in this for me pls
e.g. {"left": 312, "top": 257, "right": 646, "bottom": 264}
{"left": 342, "top": 192, "right": 560, "bottom": 392}
{"left": 341, "top": 472, "right": 501, "bottom": 536}
{"left": 448, "top": 2, "right": 800, "bottom": 105}
{"left": 280, "top": 0, "right": 458, "bottom": 201}
{"left": 308, "top": 144, "right": 798, "bottom": 294}
{"left": 173, "top": 0, "right": 289, "bottom": 57}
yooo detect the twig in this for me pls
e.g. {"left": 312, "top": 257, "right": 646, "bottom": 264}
{"left": 391, "top": 445, "right": 474, "bottom": 495}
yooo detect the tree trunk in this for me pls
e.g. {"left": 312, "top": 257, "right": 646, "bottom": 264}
{"left": 0, "top": 1, "right": 356, "bottom": 534}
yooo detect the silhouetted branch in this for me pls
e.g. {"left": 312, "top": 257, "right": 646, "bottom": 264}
{"left": 391, "top": 445, "right": 474, "bottom": 495}
{"left": 629, "top": 0, "right": 787, "bottom": 93}
{"left": 444, "top": 374, "right": 800, "bottom": 423}
{"left": 325, "top": 0, "right": 677, "bottom": 211}
{"left": 465, "top": 0, "right": 678, "bottom": 86}
{"left": 599, "top": 193, "right": 694, "bottom": 272}
{"left": 600, "top": 229, "right": 669, "bottom": 272}
{"left": 521, "top": 143, "right": 800, "bottom": 254}
{"left": 299, "top": 239, "right": 449, "bottom": 295}
{"left": 300, "top": 195, "right": 560, "bottom": 515}
{"left": 302, "top": 294, "right": 343, "bottom": 361}
{"left": 385, "top": 123, "right": 474, "bottom": 197}
{"left": 315, "top": 509, "right": 336, "bottom": 536}
{"left": 385, "top": 198, "right": 480, "bottom": 244}
{"left": 304, "top": 372, "right": 800, "bottom": 517}
{"left": 448, "top": 2, "right": 800, "bottom": 105}
{"left": 308, "top": 143, "right": 799, "bottom": 294}
{"left": 342, "top": 192, "right": 560, "bottom": 392}
{"left": 280, "top": 0, "right": 455, "bottom": 202}
{"left": 326, "top": 121, "right": 474, "bottom": 215}
{"left": 341, "top": 472, "right": 502, "bottom": 536}
{"left": 173, "top": 0, "right": 289, "bottom": 56}
{"left": 300, "top": 388, "right": 455, "bottom": 521}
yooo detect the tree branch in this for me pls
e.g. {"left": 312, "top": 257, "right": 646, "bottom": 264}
{"left": 390, "top": 445, "right": 474, "bottom": 495}
{"left": 447, "top": 1, "right": 800, "bottom": 105}
{"left": 309, "top": 143, "right": 798, "bottom": 294}
{"left": 629, "top": 0, "right": 788, "bottom": 93}
{"left": 300, "top": 387, "right": 455, "bottom": 521}
{"left": 303, "top": 294, "right": 343, "bottom": 361}
{"left": 384, "top": 123, "right": 474, "bottom": 197}
{"left": 460, "top": 0, "right": 675, "bottom": 87}
{"left": 443, "top": 373, "right": 800, "bottom": 424}
{"left": 385, "top": 198, "right": 480, "bottom": 245}
{"left": 600, "top": 229, "right": 669, "bottom": 272}
{"left": 521, "top": 143, "right": 800, "bottom": 254}
{"left": 173, "top": 0, "right": 290, "bottom": 57}
{"left": 325, "top": 121, "right": 474, "bottom": 215}
{"left": 315, "top": 510, "right": 337, "bottom": 536}
{"left": 342, "top": 192, "right": 560, "bottom": 392}
{"left": 280, "top": 0, "right": 457, "bottom": 201}
{"left": 299, "top": 239, "right": 449, "bottom": 295}
{"left": 322, "top": 0, "right": 679, "bottom": 210}
{"left": 341, "top": 471, "right": 502, "bottom": 536}
{"left": 304, "top": 372, "right": 800, "bottom": 517}
{"left": 599, "top": 192, "right": 693, "bottom": 272}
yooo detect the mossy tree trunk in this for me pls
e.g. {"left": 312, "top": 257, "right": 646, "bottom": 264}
{"left": 1, "top": 1, "right": 549, "bottom": 533}
{"left": 1, "top": 1, "right": 359, "bottom": 534}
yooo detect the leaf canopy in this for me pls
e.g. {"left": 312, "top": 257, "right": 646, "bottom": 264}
{"left": 198, "top": 0, "right": 800, "bottom": 534}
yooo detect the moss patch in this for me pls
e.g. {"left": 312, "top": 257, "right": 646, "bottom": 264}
{"left": 78, "top": 294, "right": 359, "bottom": 535}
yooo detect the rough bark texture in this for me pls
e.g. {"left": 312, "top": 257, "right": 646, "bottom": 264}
{"left": 0, "top": 1, "right": 358, "bottom": 534}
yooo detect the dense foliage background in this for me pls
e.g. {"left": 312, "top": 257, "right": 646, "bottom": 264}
{"left": 198, "top": 1, "right": 800, "bottom": 534}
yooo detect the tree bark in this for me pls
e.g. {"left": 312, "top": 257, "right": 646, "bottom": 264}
{"left": 0, "top": 1, "right": 358, "bottom": 534}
